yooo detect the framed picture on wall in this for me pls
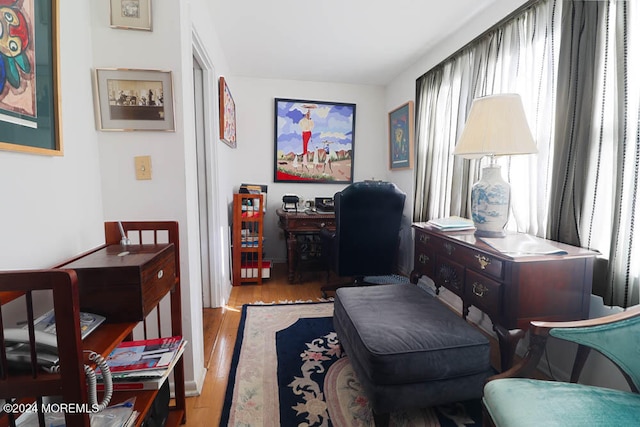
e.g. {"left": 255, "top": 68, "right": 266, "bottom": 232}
{"left": 274, "top": 98, "right": 356, "bottom": 184}
{"left": 218, "top": 76, "right": 237, "bottom": 148}
{"left": 110, "top": 0, "right": 152, "bottom": 31}
{"left": 0, "top": 0, "right": 62, "bottom": 155}
{"left": 388, "top": 101, "right": 414, "bottom": 170}
{"left": 93, "top": 68, "right": 175, "bottom": 131}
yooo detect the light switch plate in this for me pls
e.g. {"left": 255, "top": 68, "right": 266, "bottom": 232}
{"left": 134, "top": 156, "right": 152, "bottom": 180}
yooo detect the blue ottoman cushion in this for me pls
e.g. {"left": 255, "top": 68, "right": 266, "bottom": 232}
{"left": 333, "top": 284, "right": 492, "bottom": 413}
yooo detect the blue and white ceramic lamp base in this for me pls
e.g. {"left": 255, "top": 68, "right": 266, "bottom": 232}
{"left": 471, "top": 165, "right": 510, "bottom": 237}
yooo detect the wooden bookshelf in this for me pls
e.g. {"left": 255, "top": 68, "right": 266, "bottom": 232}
{"left": 232, "top": 193, "right": 267, "bottom": 285}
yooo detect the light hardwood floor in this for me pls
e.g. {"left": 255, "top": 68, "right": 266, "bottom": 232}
{"left": 183, "top": 263, "right": 332, "bottom": 426}
{"left": 182, "top": 263, "right": 506, "bottom": 426}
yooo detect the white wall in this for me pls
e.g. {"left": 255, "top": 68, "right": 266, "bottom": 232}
{"left": 227, "top": 77, "right": 388, "bottom": 263}
{"left": 0, "top": 2, "right": 104, "bottom": 268}
{"left": 89, "top": 0, "right": 235, "bottom": 395}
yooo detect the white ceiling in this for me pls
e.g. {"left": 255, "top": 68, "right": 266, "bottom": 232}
{"left": 207, "top": 0, "right": 498, "bottom": 86}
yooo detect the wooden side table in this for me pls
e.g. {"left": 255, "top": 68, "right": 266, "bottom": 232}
{"left": 410, "top": 223, "right": 599, "bottom": 371}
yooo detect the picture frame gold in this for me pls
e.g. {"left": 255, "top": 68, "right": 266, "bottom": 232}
{"left": 0, "top": 0, "right": 63, "bottom": 155}
{"left": 110, "top": 0, "right": 152, "bottom": 31}
{"left": 388, "top": 101, "right": 414, "bottom": 170}
{"left": 218, "top": 76, "right": 237, "bottom": 148}
{"left": 93, "top": 68, "right": 175, "bottom": 132}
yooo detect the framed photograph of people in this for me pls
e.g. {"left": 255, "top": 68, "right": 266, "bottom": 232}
{"left": 388, "top": 101, "right": 414, "bottom": 170}
{"left": 93, "top": 68, "right": 175, "bottom": 131}
{"left": 110, "top": 0, "right": 152, "bottom": 31}
{"left": 0, "top": 0, "right": 62, "bottom": 155}
{"left": 274, "top": 98, "right": 356, "bottom": 183}
{"left": 218, "top": 76, "right": 236, "bottom": 148}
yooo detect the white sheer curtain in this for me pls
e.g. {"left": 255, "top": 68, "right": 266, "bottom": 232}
{"left": 415, "top": 0, "right": 640, "bottom": 308}
{"left": 414, "top": 54, "right": 473, "bottom": 222}
{"left": 550, "top": 0, "right": 640, "bottom": 307}
{"left": 414, "top": 0, "right": 560, "bottom": 237}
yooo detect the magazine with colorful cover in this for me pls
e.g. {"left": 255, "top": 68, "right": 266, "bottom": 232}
{"left": 105, "top": 336, "right": 184, "bottom": 373}
{"left": 98, "top": 341, "right": 186, "bottom": 391}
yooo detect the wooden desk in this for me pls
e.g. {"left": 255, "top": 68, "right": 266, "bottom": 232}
{"left": 410, "top": 223, "right": 598, "bottom": 371}
{"left": 276, "top": 208, "right": 335, "bottom": 283}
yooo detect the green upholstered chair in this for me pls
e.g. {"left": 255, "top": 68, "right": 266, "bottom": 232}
{"left": 483, "top": 304, "right": 640, "bottom": 427}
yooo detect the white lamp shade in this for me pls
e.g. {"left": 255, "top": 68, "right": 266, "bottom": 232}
{"left": 453, "top": 94, "right": 537, "bottom": 159}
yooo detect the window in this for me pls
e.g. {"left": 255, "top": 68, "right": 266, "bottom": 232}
{"left": 415, "top": 0, "right": 640, "bottom": 307}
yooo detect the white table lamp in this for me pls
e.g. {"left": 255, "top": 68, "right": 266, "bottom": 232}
{"left": 453, "top": 94, "right": 537, "bottom": 237}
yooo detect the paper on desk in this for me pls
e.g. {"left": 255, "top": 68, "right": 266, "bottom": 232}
{"left": 481, "top": 234, "right": 568, "bottom": 257}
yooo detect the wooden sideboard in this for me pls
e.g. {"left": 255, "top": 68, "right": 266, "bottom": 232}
{"left": 410, "top": 223, "right": 599, "bottom": 371}
{"left": 276, "top": 208, "right": 335, "bottom": 283}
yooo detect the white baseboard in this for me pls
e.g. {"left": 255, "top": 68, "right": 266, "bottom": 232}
{"left": 184, "top": 367, "right": 207, "bottom": 397}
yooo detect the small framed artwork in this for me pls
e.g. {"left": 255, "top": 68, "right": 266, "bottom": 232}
{"left": 110, "top": 0, "right": 152, "bottom": 31}
{"left": 93, "top": 68, "right": 175, "bottom": 131}
{"left": 218, "top": 77, "right": 236, "bottom": 148}
{"left": 274, "top": 98, "right": 356, "bottom": 184}
{"left": 0, "top": 0, "right": 62, "bottom": 155}
{"left": 388, "top": 101, "right": 414, "bottom": 170}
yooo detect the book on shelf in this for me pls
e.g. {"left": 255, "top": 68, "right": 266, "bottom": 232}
{"left": 240, "top": 260, "right": 272, "bottom": 279}
{"left": 98, "top": 340, "right": 187, "bottom": 391}
{"left": 239, "top": 183, "right": 268, "bottom": 213}
{"left": 424, "top": 216, "right": 475, "bottom": 231}
{"left": 102, "top": 336, "right": 184, "bottom": 374}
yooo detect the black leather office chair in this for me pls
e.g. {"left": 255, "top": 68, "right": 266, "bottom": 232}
{"left": 320, "top": 181, "right": 406, "bottom": 297}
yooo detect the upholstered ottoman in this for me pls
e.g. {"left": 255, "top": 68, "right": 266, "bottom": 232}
{"left": 333, "top": 284, "right": 492, "bottom": 426}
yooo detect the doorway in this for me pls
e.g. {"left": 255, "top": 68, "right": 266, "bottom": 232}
{"left": 192, "top": 58, "right": 213, "bottom": 308}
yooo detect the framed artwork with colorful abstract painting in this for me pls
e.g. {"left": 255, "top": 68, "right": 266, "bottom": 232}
{"left": 0, "top": 0, "right": 62, "bottom": 155}
{"left": 274, "top": 98, "right": 356, "bottom": 183}
{"left": 388, "top": 101, "right": 414, "bottom": 170}
{"left": 218, "top": 76, "right": 236, "bottom": 148}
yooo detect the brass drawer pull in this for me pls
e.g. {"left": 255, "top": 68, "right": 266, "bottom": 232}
{"left": 419, "top": 234, "right": 430, "bottom": 244}
{"left": 157, "top": 269, "right": 164, "bottom": 279}
{"left": 472, "top": 282, "right": 489, "bottom": 297}
{"left": 475, "top": 254, "right": 491, "bottom": 270}
{"left": 418, "top": 254, "right": 430, "bottom": 264}
{"left": 443, "top": 242, "right": 455, "bottom": 255}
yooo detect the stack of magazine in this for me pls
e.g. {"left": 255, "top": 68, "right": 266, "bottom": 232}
{"left": 97, "top": 336, "right": 186, "bottom": 391}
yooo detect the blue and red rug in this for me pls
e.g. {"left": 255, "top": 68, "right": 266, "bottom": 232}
{"left": 220, "top": 302, "right": 482, "bottom": 426}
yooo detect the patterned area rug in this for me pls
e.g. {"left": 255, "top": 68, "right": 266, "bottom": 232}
{"left": 220, "top": 302, "right": 482, "bottom": 426}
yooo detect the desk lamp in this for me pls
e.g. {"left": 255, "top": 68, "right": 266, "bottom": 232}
{"left": 453, "top": 94, "right": 537, "bottom": 237}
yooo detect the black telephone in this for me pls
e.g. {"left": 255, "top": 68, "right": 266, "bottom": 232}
{"left": 4, "top": 328, "right": 60, "bottom": 369}
{"left": 315, "top": 197, "right": 335, "bottom": 213}
{"left": 3, "top": 312, "right": 114, "bottom": 411}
